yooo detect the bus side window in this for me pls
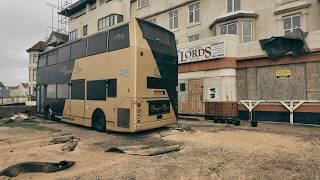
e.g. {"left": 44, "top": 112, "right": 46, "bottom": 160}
{"left": 58, "top": 45, "right": 70, "bottom": 62}
{"left": 87, "top": 32, "right": 107, "bottom": 56}
{"left": 47, "top": 50, "right": 58, "bottom": 66}
{"left": 108, "top": 25, "right": 129, "bottom": 52}
{"left": 87, "top": 80, "right": 107, "bottom": 100}
{"left": 47, "top": 84, "right": 57, "bottom": 99}
{"left": 71, "top": 80, "right": 85, "bottom": 100}
{"left": 38, "top": 54, "right": 47, "bottom": 68}
{"left": 107, "top": 79, "right": 117, "bottom": 97}
{"left": 71, "top": 40, "right": 87, "bottom": 60}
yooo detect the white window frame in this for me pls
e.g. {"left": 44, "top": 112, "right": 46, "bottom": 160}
{"left": 227, "top": 0, "right": 240, "bottom": 13}
{"left": 220, "top": 22, "right": 238, "bottom": 35}
{"left": 188, "top": 2, "right": 200, "bottom": 24}
{"left": 137, "top": 0, "right": 150, "bottom": 9}
{"left": 242, "top": 20, "right": 253, "bottom": 43}
{"left": 98, "top": 14, "right": 123, "bottom": 30}
{"left": 169, "top": 10, "right": 179, "bottom": 30}
{"left": 69, "top": 29, "right": 78, "bottom": 41}
{"left": 188, "top": 34, "right": 200, "bottom": 42}
{"left": 283, "top": 14, "right": 301, "bottom": 35}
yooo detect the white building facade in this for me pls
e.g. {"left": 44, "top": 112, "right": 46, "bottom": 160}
{"left": 60, "top": 0, "right": 320, "bottom": 124}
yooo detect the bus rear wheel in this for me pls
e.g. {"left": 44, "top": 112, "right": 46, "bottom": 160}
{"left": 92, "top": 110, "right": 106, "bottom": 132}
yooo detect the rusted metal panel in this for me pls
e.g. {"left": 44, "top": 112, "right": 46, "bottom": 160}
{"left": 205, "top": 102, "right": 238, "bottom": 118}
{"left": 188, "top": 79, "right": 203, "bottom": 115}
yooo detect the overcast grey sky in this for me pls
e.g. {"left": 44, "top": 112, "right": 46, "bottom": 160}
{"left": 0, "top": 0, "right": 59, "bottom": 86}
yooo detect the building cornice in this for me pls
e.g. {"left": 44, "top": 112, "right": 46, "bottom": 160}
{"left": 137, "top": 0, "right": 199, "bottom": 20}
{"left": 209, "top": 10, "right": 258, "bottom": 30}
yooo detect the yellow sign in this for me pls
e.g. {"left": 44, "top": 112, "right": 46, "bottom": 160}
{"left": 276, "top": 69, "right": 291, "bottom": 79}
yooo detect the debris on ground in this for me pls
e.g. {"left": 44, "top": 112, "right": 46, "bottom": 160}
{"left": 9, "top": 113, "right": 30, "bottom": 121}
{"left": 106, "top": 144, "right": 183, "bottom": 156}
{"left": 0, "top": 161, "right": 75, "bottom": 177}
{"left": 49, "top": 135, "right": 74, "bottom": 145}
{"left": 62, "top": 139, "right": 79, "bottom": 152}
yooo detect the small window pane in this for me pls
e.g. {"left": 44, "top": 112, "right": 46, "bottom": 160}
{"left": 284, "top": 18, "right": 291, "bottom": 30}
{"left": 220, "top": 26, "right": 227, "bottom": 35}
{"left": 58, "top": 45, "right": 70, "bottom": 62}
{"left": 242, "top": 21, "right": 252, "bottom": 43}
{"left": 71, "top": 80, "right": 85, "bottom": 100}
{"left": 108, "top": 79, "right": 117, "bottom": 97}
{"left": 47, "top": 84, "right": 57, "bottom": 98}
{"left": 70, "top": 40, "right": 87, "bottom": 60}
{"left": 180, "top": 83, "right": 186, "bottom": 92}
{"left": 87, "top": 80, "right": 106, "bottom": 100}
{"left": 228, "top": 23, "right": 237, "bottom": 34}
{"left": 227, "top": 0, "right": 233, "bottom": 12}
{"left": 292, "top": 16, "right": 300, "bottom": 29}
{"left": 47, "top": 50, "right": 58, "bottom": 66}
{"left": 87, "top": 32, "right": 107, "bottom": 56}
{"left": 108, "top": 25, "right": 130, "bottom": 51}
{"left": 38, "top": 54, "right": 47, "bottom": 67}
{"left": 234, "top": 0, "right": 240, "bottom": 11}
{"left": 57, "top": 84, "right": 69, "bottom": 99}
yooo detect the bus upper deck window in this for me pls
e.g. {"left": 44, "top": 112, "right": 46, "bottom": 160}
{"left": 38, "top": 54, "right": 47, "bottom": 68}
{"left": 108, "top": 25, "right": 130, "bottom": 52}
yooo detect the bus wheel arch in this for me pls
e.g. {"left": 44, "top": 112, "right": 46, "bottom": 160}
{"left": 92, "top": 109, "right": 107, "bottom": 132}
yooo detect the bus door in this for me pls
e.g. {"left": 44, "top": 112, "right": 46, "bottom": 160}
{"left": 70, "top": 79, "right": 86, "bottom": 124}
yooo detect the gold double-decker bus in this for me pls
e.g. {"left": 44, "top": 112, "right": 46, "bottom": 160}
{"left": 36, "top": 18, "right": 178, "bottom": 132}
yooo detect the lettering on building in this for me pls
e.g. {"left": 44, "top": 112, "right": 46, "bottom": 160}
{"left": 178, "top": 41, "right": 225, "bottom": 64}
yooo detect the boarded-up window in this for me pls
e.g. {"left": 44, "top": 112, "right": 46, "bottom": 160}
{"left": 58, "top": 45, "right": 70, "bottom": 62}
{"left": 70, "top": 40, "right": 87, "bottom": 60}
{"left": 108, "top": 25, "right": 130, "bottom": 51}
{"left": 87, "top": 80, "right": 106, "bottom": 100}
{"left": 107, "top": 79, "right": 117, "bottom": 97}
{"left": 87, "top": 32, "right": 107, "bottom": 56}
{"left": 47, "top": 50, "right": 58, "bottom": 66}
{"left": 71, "top": 80, "right": 85, "bottom": 100}
{"left": 38, "top": 54, "right": 47, "bottom": 67}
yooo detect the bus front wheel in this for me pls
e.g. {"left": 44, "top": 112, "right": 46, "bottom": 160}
{"left": 92, "top": 110, "right": 106, "bottom": 132}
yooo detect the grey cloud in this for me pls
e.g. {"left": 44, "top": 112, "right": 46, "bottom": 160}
{"left": 0, "top": 0, "right": 59, "bottom": 86}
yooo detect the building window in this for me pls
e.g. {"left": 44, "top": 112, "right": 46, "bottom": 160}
{"left": 283, "top": 15, "right": 301, "bottom": 35}
{"left": 189, "top": 2, "right": 200, "bottom": 24}
{"left": 33, "top": 54, "right": 38, "bottom": 63}
{"left": 33, "top": 69, "right": 36, "bottom": 81}
{"left": 83, "top": 25, "right": 88, "bottom": 36}
{"left": 188, "top": 34, "right": 200, "bottom": 42}
{"left": 227, "top": 0, "right": 240, "bottom": 13}
{"left": 220, "top": 22, "right": 237, "bottom": 35}
{"left": 98, "top": 14, "right": 123, "bottom": 30}
{"left": 242, "top": 21, "right": 252, "bottom": 43}
{"left": 29, "top": 69, "right": 32, "bottom": 81}
{"left": 148, "top": 18, "right": 156, "bottom": 24}
{"left": 69, "top": 29, "right": 78, "bottom": 41}
{"left": 138, "top": 0, "right": 150, "bottom": 8}
{"left": 180, "top": 83, "right": 186, "bottom": 92}
{"left": 169, "top": 10, "right": 178, "bottom": 30}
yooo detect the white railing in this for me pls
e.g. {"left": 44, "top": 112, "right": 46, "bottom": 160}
{"left": 240, "top": 100, "right": 320, "bottom": 125}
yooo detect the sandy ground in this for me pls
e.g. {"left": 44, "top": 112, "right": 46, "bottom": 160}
{"left": 0, "top": 118, "right": 320, "bottom": 180}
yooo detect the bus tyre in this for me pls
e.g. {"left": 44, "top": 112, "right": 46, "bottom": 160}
{"left": 92, "top": 110, "right": 106, "bottom": 132}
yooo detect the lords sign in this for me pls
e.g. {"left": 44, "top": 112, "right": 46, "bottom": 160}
{"left": 178, "top": 41, "right": 225, "bottom": 64}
